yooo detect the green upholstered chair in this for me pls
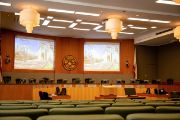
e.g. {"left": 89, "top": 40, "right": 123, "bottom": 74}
{"left": 156, "top": 106, "right": 180, "bottom": 113}
{"left": 0, "top": 116, "right": 32, "bottom": 120}
{"left": 112, "top": 103, "right": 144, "bottom": 107}
{"left": 115, "top": 99, "right": 134, "bottom": 103}
{"left": 89, "top": 101, "right": 114, "bottom": 105}
{"left": 49, "top": 107, "right": 104, "bottom": 115}
{"left": 126, "top": 113, "right": 180, "bottom": 120}
{"left": 76, "top": 104, "right": 110, "bottom": 109}
{"left": 145, "top": 102, "right": 176, "bottom": 107}
{"left": 38, "top": 104, "right": 75, "bottom": 109}
{"left": 0, "top": 109, "right": 48, "bottom": 120}
{"left": 0, "top": 105, "right": 37, "bottom": 110}
{"left": 0, "top": 101, "right": 23, "bottom": 104}
{"left": 105, "top": 106, "right": 155, "bottom": 118}
{"left": 37, "top": 114, "right": 124, "bottom": 120}
{"left": 1, "top": 104, "right": 32, "bottom": 106}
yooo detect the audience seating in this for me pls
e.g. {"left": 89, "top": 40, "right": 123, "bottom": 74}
{"left": 0, "top": 105, "right": 37, "bottom": 110}
{"left": 49, "top": 107, "right": 104, "bottom": 115}
{"left": 112, "top": 103, "right": 144, "bottom": 107}
{"left": 76, "top": 104, "right": 110, "bottom": 109}
{"left": 126, "top": 113, "right": 180, "bottom": 120}
{"left": 156, "top": 106, "right": 180, "bottom": 113}
{"left": 37, "top": 114, "right": 124, "bottom": 120}
{"left": 0, "top": 116, "right": 32, "bottom": 120}
{"left": 38, "top": 104, "right": 75, "bottom": 109}
{"left": 1, "top": 104, "right": 32, "bottom": 106}
{"left": 105, "top": 106, "right": 155, "bottom": 118}
{"left": 0, "top": 109, "right": 48, "bottom": 120}
{"left": 145, "top": 102, "right": 176, "bottom": 107}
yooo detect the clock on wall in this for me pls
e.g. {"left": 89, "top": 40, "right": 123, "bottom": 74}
{"left": 62, "top": 55, "right": 78, "bottom": 71}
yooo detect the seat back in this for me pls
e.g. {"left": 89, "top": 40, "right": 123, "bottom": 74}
{"left": 105, "top": 106, "right": 155, "bottom": 118}
{"left": 0, "top": 109, "right": 48, "bottom": 120}
{"left": 126, "top": 113, "right": 180, "bottom": 120}
{"left": 0, "top": 105, "right": 37, "bottom": 110}
{"left": 0, "top": 116, "right": 32, "bottom": 120}
{"left": 37, "top": 114, "right": 124, "bottom": 120}
{"left": 49, "top": 107, "right": 104, "bottom": 115}
{"left": 156, "top": 106, "right": 180, "bottom": 113}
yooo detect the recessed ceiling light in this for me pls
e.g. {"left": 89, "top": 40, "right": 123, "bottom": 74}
{"left": 128, "top": 17, "right": 149, "bottom": 21}
{"left": 136, "top": 15, "right": 139, "bottom": 16}
{"left": 48, "top": 8, "right": 75, "bottom": 14}
{"left": 93, "top": 25, "right": 103, "bottom": 30}
{"left": 81, "top": 22, "right": 100, "bottom": 25}
{"left": 151, "top": 26, "right": 157, "bottom": 29}
{"left": 150, "top": 19, "right": 170, "bottom": 23}
{"left": 96, "top": 30, "right": 107, "bottom": 32}
{"left": 69, "top": 23, "right": 78, "bottom": 28}
{"left": 127, "top": 24, "right": 134, "bottom": 27}
{"left": 75, "top": 12, "right": 100, "bottom": 16}
{"left": 48, "top": 26, "right": 66, "bottom": 29}
{"left": 15, "top": 12, "right": 20, "bottom": 15}
{"left": 122, "top": 27, "right": 127, "bottom": 30}
{"left": 156, "top": 0, "right": 180, "bottom": 5}
{"left": 47, "top": 16, "right": 54, "bottom": 19}
{"left": 40, "top": 18, "right": 45, "bottom": 20}
{"left": 0, "top": 2, "right": 11, "bottom": 6}
{"left": 128, "top": 17, "right": 170, "bottom": 23}
{"left": 53, "top": 19, "right": 73, "bottom": 23}
{"left": 119, "top": 32, "right": 134, "bottom": 34}
{"left": 130, "top": 26, "right": 147, "bottom": 29}
{"left": 42, "top": 20, "right": 50, "bottom": 26}
{"left": 76, "top": 19, "right": 82, "bottom": 22}
{"left": 73, "top": 28, "right": 90, "bottom": 31}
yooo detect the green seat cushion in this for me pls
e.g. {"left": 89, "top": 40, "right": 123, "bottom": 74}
{"left": 0, "top": 116, "right": 32, "bottom": 120}
{"left": 105, "top": 106, "right": 155, "bottom": 118}
{"left": 126, "top": 113, "right": 180, "bottom": 120}
{"left": 156, "top": 106, "right": 180, "bottom": 113}
{"left": 49, "top": 107, "right": 104, "bottom": 115}
{"left": 37, "top": 114, "right": 124, "bottom": 120}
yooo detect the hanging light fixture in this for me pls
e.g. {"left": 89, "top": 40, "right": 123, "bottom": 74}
{"left": 19, "top": 8, "right": 40, "bottom": 33}
{"left": 174, "top": 26, "right": 180, "bottom": 42}
{"left": 174, "top": 0, "right": 180, "bottom": 4}
{"left": 105, "top": 17, "right": 123, "bottom": 39}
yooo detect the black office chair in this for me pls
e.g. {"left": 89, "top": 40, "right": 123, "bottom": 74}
{"left": 39, "top": 91, "right": 52, "bottom": 100}
{"left": 55, "top": 87, "right": 61, "bottom": 95}
{"left": 60, "top": 88, "right": 67, "bottom": 95}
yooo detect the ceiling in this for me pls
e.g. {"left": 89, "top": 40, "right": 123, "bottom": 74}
{"left": 0, "top": 0, "right": 179, "bottom": 45}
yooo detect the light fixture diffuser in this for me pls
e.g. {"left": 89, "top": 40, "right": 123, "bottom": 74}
{"left": 53, "top": 19, "right": 73, "bottom": 23}
{"left": 0, "top": 2, "right": 11, "bottom": 6}
{"left": 48, "top": 8, "right": 75, "bottom": 14}
{"left": 69, "top": 23, "right": 78, "bottom": 28}
{"left": 75, "top": 12, "right": 100, "bottom": 16}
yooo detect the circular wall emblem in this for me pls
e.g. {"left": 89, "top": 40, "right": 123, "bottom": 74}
{"left": 62, "top": 55, "right": 78, "bottom": 71}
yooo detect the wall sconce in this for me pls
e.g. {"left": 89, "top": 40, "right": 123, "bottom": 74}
{"left": 125, "top": 60, "right": 129, "bottom": 68}
{"left": 5, "top": 55, "right": 10, "bottom": 64}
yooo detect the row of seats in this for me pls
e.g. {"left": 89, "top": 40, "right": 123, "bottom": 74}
{"left": 0, "top": 106, "right": 180, "bottom": 119}
{"left": 1, "top": 113, "right": 180, "bottom": 120}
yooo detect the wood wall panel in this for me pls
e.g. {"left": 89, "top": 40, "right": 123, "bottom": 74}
{"left": 0, "top": 85, "right": 33, "bottom": 100}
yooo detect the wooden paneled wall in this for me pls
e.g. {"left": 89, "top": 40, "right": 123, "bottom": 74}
{"left": 0, "top": 85, "right": 33, "bottom": 100}
{"left": 1, "top": 30, "right": 134, "bottom": 77}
